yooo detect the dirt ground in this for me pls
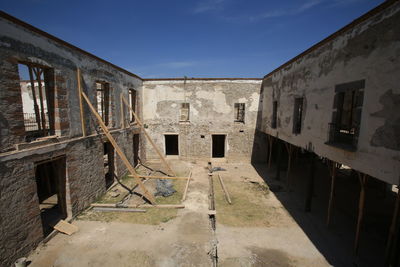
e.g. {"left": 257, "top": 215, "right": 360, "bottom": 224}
{"left": 27, "top": 160, "right": 330, "bottom": 267}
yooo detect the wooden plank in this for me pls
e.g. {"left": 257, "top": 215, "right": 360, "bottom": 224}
{"left": 53, "top": 220, "right": 78, "bottom": 235}
{"left": 129, "top": 175, "right": 190, "bottom": 180}
{"left": 91, "top": 203, "right": 185, "bottom": 209}
{"left": 181, "top": 170, "right": 192, "bottom": 202}
{"left": 121, "top": 96, "right": 176, "bottom": 177}
{"left": 76, "top": 68, "right": 86, "bottom": 136}
{"left": 81, "top": 91, "right": 155, "bottom": 204}
{"left": 93, "top": 207, "right": 146, "bottom": 213}
{"left": 218, "top": 173, "right": 232, "bottom": 204}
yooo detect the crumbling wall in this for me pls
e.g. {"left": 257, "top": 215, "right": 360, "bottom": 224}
{"left": 142, "top": 79, "right": 264, "bottom": 162}
{"left": 259, "top": 1, "right": 400, "bottom": 184}
{"left": 0, "top": 13, "right": 143, "bottom": 266}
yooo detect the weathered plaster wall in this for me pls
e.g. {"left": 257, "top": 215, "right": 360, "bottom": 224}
{"left": 0, "top": 14, "right": 143, "bottom": 151}
{"left": 0, "top": 14, "right": 143, "bottom": 266}
{"left": 142, "top": 79, "right": 264, "bottom": 162}
{"left": 259, "top": 1, "right": 400, "bottom": 184}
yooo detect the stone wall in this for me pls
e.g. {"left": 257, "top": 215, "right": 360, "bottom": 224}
{"left": 0, "top": 13, "right": 143, "bottom": 266}
{"left": 142, "top": 79, "right": 265, "bottom": 162}
{"left": 259, "top": 1, "right": 400, "bottom": 184}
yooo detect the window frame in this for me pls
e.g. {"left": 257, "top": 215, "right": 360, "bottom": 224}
{"left": 234, "top": 103, "right": 245, "bottom": 123}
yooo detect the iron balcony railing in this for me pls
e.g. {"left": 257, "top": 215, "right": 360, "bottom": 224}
{"left": 327, "top": 123, "right": 358, "bottom": 150}
{"left": 23, "top": 112, "right": 49, "bottom": 132}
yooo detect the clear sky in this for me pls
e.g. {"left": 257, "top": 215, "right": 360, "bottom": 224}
{"left": 1, "top": 0, "right": 384, "bottom": 78}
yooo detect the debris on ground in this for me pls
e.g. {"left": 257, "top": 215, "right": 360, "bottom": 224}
{"left": 155, "top": 179, "right": 176, "bottom": 197}
{"left": 212, "top": 167, "right": 226, "bottom": 172}
{"left": 110, "top": 191, "right": 120, "bottom": 198}
{"left": 53, "top": 220, "right": 79, "bottom": 236}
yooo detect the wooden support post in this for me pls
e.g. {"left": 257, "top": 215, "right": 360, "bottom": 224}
{"left": 122, "top": 96, "right": 176, "bottom": 176}
{"left": 268, "top": 135, "right": 273, "bottom": 168}
{"left": 276, "top": 140, "right": 282, "bottom": 180}
{"left": 305, "top": 153, "right": 316, "bottom": 212}
{"left": 326, "top": 161, "right": 337, "bottom": 226}
{"left": 385, "top": 185, "right": 400, "bottom": 266}
{"left": 354, "top": 173, "right": 367, "bottom": 254}
{"left": 81, "top": 91, "right": 155, "bottom": 204}
{"left": 34, "top": 68, "right": 47, "bottom": 134}
{"left": 181, "top": 170, "right": 192, "bottom": 202}
{"left": 285, "top": 143, "right": 293, "bottom": 190}
{"left": 76, "top": 68, "right": 86, "bottom": 136}
{"left": 28, "top": 66, "right": 42, "bottom": 131}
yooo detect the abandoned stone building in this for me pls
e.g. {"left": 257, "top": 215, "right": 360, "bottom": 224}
{"left": 0, "top": 1, "right": 399, "bottom": 266}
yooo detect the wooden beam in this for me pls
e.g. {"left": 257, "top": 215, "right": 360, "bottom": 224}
{"left": 93, "top": 207, "right": 146, "bottom": 213}
{"left": 129, "top": 175, "right": 190, "bottom": 180}
{"left": 121, "top": 96, "right": 176, "bottom": 177}
{"left": 354, "top": 173, "right": 367, "bottom": 254}
{"left": 91, "top": 203, "right": 185, "bottom": 209}
{"left": 305, "top": 153, "right": 316, "bottom": 212}
{"left": 181, "top": 170, "right": 192, "bottom": 202}
{"left": 76, "top": 68, "right": 86, "bottom": 136}
{"left": 218, "top": 173, "right": 232, "bottom": 204}
{"left": 81, "top": 91, "right": 155, "bottom": 204}
{"left": 326, "top": 160, "right": 337, "bottom": 226}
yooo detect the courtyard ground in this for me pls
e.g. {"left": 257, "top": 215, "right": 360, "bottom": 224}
{"left": 27, "top": 160, "right": 330, "bottom": 267}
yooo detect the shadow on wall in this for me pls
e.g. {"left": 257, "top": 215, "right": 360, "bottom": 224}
{"left": 250, "top": 80, "right": 268, "bottom": 164}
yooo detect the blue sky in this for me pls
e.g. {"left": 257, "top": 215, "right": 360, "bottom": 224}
{"left": 1, "top": 0, "right": 383, "bottom": 78}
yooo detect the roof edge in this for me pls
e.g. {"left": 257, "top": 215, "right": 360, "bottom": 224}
{"left": 0, "top": 10, "right": 143, "bottom": 80}
{"left": 263, "top": 0, "right": 397, "bottom": 79}
{"left": 143, "top": 77, "right": 262, "bottom": 81}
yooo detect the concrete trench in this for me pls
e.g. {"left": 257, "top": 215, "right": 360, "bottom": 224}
{"left": 208, "top": 163, "right": 219, "bottom": 267}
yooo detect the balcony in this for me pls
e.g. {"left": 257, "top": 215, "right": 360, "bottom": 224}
{"left": 325, "top": 123, "right": 358, "bottom": 152}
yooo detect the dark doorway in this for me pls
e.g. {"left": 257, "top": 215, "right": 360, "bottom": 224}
{"left": 133, "top": 134, "right": 140, "bottom": 166}
{"left": 103, "top": 142, "right": 115, "bottom": 188}
{"left": 212, "top": 135, "right": 226, "bottom": 158}
{"left": 35, "top": 157, "right": 67, "bottom": 237}
{"left": 165, "top": 134, "right": 179, "bottom": 155}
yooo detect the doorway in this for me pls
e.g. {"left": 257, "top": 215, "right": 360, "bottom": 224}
{"left": 103, "top": 142, "right": 115, "bottom": 188}
{"left": 212, "top": 135, "right": 226, "bottom": 158}
{"left": 35, "top": 157, "right": 67, "bottom": 237}
{"left": 165, "top": 134, "right": 179, "bottom": 155}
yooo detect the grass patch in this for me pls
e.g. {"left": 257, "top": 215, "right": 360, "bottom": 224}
{"left": 214, "top": 177, "right": 274, "bottom": 227}
{"left": 78, "top": 177, "right": 187, "bottom": 225}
